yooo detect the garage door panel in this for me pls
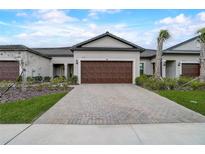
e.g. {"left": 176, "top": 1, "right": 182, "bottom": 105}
{"left": 182, "top": 63, "right": 200, "bottom": 77}
{"left": 0, "top": 61, "right": 19, "bottom": 81}
{"left": 81, "top": 61, "right": 132, "bottom": 83}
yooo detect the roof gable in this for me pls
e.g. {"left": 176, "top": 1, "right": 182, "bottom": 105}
{"left": 164, "top": 36, "right": 200, "bottom": 51}
{"left": 72, "top": 32, "right": 144, "bottom": 52}
{"left": 82, "top": 36, "right": 132, "bottom": 48}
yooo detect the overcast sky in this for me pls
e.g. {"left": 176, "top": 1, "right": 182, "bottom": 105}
{"left": 0, "top": 9, "right": 205, "bottom": 49}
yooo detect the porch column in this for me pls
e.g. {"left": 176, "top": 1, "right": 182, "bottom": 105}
{"left": 50, "top": 63, "right": 53, "bottom": 78}
{"left": 64, "top": 63, "right": 68, "bottom": 79}
{"left": 162, "top": 60, "right": 166, "bottom": 78}
{"left": 176, "top": 60, "right": 181, "bottom": 78}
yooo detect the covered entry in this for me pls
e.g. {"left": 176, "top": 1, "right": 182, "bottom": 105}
{"left": 0, "top": 61, "right": 19, "bottom": 81}
{"left": 81, "top": 61, "right": 133, "bottom": 83}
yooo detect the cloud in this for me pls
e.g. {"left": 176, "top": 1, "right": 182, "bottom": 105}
{"left": 16, "top": 12, "right": 28, "bottom": 17}
{"left": 88, "top": 9, "right": 121, "bottom": 19}
{"left": 155, "top": 12, "right": 205, "bottom": 48}
{"left": 34, "top": 10, "right": 78, "bottom": 24}
{"left": 158, "top": 14, "right": 190, "bottom": 25}
{"left": 0, "top": 21, "right": 10, "bottom": 26}
{"left": 197, "top": 12, "right": 205, "bottom": 21}
{"left": 2, "top": 10, "right": 205, "bottom": 49}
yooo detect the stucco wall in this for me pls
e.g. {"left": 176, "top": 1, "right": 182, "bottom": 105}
{"left": 25, "top": 52, "right": 50, "bottom": 77}
{"left": 74, "top": 50, "right": 140, "bottom": 84}
{"left": 0, "top": 50, "right": 50, "bottom": 78}
{"left": 140, "top": 58, "right": 153, "bottom": 75}
{"left": 51, "top": 57, "right": 74, "bottom": 64}
{"left": 82, "top": 36, "right": 132, "bottom": 48}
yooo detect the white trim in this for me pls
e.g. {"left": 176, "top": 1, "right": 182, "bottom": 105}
{"left": 77, "top": 58, "right": 136, "bottom": 84}
{"left": 181, "top": 60, "right": 199, "bottom": 64}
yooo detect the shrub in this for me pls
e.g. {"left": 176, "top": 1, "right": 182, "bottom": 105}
{"left": 163, "top": 78, "right": 178, "bottom": 90}
{"left": 144, "top": 77, "right": 167, "bottom": 90}
{"left": 190, "top": 81, "right": 205, "bottom": 90}
{"left": 135, "top": 73, "right": 205, "bottom": 91}
{"left": 135, "top": 75, "right": 150, "bottom": 86}
{"left": 33, "top": 76, "right": 43, "bottom": 82}
{"left": 27, "top": 76, "right": 34, "bottom": 83}
{"left": 177, "top": 76, "right": 193, "bottom": 86}
{"left": 51, "top": 76, "right": 66, "bottom": 84}
{"left": 43, "top": 76, "right": 51, "bottom": 82}
{"left": 67, "top": 75, "right": 78, "bottom": 84}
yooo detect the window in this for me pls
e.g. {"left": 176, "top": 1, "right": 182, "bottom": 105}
{"left": 140, "top": 63, "right": 144, "bottom": 75}
{"left": 196, "top": 41, "right": 200, "bottom": 48}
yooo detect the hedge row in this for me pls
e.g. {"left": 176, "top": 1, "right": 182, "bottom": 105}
{"left": 135, "top": 75, "right": 205, "bottom": 90}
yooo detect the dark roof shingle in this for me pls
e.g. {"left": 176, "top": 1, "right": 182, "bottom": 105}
{"left": 140, "top": 49, "right": 156, "bottom": 58}
{"left": 0, "top": 45, "right": 50, "bottom": 59}
{"left": 32, "top": 47, "right": 73, "bottom": 57}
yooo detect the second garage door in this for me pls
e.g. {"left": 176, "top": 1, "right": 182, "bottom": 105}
{"left": 182, "top": 63, "right": 200, "bottom": 77}
{"left": 81, "top": 61, "right": 133, "bottom": 83}
{"left": 0, "top": 61, "right": 19, "bottom": 81}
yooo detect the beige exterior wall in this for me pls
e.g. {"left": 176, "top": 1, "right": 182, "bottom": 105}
{"left": 74, "top": 51, "right": 140, "bottom": 84}
{"left": 82, "top": 36, "right": 132, "bottom": 48}
{"left": 25, "top": 52, "right": 50, "bottom": 77}
{"left": 140, "top": 59, "right": 153, "bottom": 75}
{"left": 0, "top": 50, "right": 50, "bottom": 78}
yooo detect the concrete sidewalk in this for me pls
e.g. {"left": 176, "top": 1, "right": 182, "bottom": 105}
{"left": 1, "top": 123, "right": 205, "bottom": 145}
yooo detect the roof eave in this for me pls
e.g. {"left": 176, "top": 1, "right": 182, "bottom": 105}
{"left": 72, "top": 47, "right": 144, "bottom": 52}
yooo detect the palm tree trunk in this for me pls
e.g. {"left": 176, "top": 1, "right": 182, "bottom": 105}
{"left": 155, "top": 39, "right": 163, "bottom": 79}
{"left": 200, "top": 42, "right": 205, "bottom": 82}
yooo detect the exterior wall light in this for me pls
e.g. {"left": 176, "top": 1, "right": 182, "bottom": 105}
{"left": 76, "top": 59, "right": 78, "bottom": 64}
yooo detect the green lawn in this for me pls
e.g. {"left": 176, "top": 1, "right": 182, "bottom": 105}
{"left": 0, "top": 92, "right": 67, "bottom": 124}
{"left": 158, "top": 90, "right": 205, "bottom": 116}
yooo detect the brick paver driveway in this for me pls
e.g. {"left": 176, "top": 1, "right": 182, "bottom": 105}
{"left": 35, "top": 84, "right": 205, "bottom": 124}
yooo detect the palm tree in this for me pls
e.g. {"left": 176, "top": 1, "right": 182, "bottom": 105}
{"left": 155, "top": 30, "right": 170, "bottom": 79}
{"left": 197, "top": 27, "right": 205, "bottom": 82}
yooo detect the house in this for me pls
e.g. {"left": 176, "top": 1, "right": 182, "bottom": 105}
{"left": 0, "top": 32, "right": 202, "bottom": 84}
{"left": 140, "top": 36, "right": 201, "bottom": 78}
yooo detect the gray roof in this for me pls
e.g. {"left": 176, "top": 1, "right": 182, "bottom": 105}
{"left": 140, "top": 49, "right": 156, "bottom": 58}
{"left": 0, "top": 45, "right": 50, "bottom": 59}
{"left": 32, "top": 47, "right": 73, "bottom": 57}
{"left": 72, "top": 31, "right": 145, "bottom": 52}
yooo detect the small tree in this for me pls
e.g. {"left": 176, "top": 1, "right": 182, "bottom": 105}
{"left": 155, "top": 30, "right": 170, "bottom": 79}
{"left": 197, "top": 28, "right": 205, "bottom": 82}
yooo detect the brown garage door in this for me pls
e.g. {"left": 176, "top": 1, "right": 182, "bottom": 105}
{"left": 0, "top": 61, "right": 19, "bottom": 81}
{"left": 182, "top": 63, "right": 200, "bottom": 77}
{"left": 81, "top": 61, "right": 132, "bottom": 83}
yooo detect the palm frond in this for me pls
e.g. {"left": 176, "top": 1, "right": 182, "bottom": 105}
{"left": 158, "top": 30, "right": 170, "bottom": 41}
{"left": 197, "top": 27, "right": 205, "bottom": 43}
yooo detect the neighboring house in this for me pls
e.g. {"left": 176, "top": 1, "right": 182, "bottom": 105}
{"left": 0, "top": 32, "right": 201, "bottom": 84}
{"left": 0, "top": 45, "right": 50, "bottom": 81}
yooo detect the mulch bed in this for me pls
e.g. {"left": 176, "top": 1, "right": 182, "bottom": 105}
{"left": 0, "top": 85, "right": 73, "bottom": 103}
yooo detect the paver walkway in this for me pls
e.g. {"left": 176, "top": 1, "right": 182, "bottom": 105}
{"left": 35, "top": 84, "right": 205, "bottom": 124}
